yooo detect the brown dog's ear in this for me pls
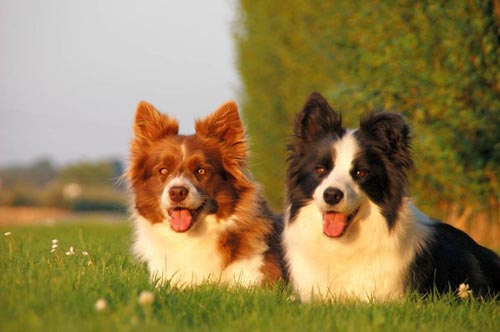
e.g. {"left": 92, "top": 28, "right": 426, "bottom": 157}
{"left": 195, "top": 101, "right": 251, "bottom": 188}
{"left": 195, "top": 101, "right": 247, "bottom": 159}
{"left": 133, "top": 101, "right": 179, "bottom": 142}
{"left": 195, "top": 101, "right": 245, "bottom": 146}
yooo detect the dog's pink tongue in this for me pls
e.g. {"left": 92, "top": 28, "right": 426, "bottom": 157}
{"left": 323, "top": 212, "right": 347, "bottom": 238}
{"left": 169, "top": 209, "right": 192, "bottom": 232}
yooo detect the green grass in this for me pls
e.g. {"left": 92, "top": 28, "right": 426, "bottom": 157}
{"left": 1, "top": 222, "right": 499, "bottom": 332}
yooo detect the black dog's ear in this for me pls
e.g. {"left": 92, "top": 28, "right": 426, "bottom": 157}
{"left": 294, "top": 92, "right": 344, "bottom": 142}
{"left": 358, "top": 112, "right": 412, "bottom": 231}
{"left": 359, "top": 112, "right": 412, "bottom": 171}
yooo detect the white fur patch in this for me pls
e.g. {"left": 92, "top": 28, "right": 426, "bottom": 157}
{"left": 132, "top": 213, "right": 266, "bottom": 287}
{"left": 313, "top": 132, "right": 363, "bottom": 214}
{"left": 283, "top": 198, "right": 431, "bottom": 302}
{"left": 161, "top": 176, "right": 204, "bottom": 210}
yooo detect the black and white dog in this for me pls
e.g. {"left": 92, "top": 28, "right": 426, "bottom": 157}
{"left": 283, "top": 92, "right": 500, "bottom": 301}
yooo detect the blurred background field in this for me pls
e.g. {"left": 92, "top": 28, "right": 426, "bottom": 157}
{"left": 0, "top": 159, "right": 128, "bottom": 225}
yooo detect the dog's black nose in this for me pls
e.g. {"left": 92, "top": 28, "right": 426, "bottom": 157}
{"left": 169, "top": 186, "right": 189, "bottom": 202}
{"left": 323, "top": 187, "right": 344, "bottom": 205}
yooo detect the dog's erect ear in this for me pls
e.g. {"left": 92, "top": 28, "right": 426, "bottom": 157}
{"left": 294, "top": 92, "right": 343, "bottom": 142}
{"left": 195, "top": 100, "right": 246, "bottom": 155}
{"left": 195, "top": 101, "right": 251, "bottom": 189}
{"left": 133, "top": 101, "right": 179, "bottom": 141}
{"left": 359, "top": 112, "right": 412, "bottom": 170}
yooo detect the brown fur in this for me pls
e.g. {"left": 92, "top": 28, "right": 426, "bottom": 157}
{"left": 261, "top": 251, "right": 284, "bottom": 283}
{"left": 128, "top": 100, "right": 284, "bottom": 285}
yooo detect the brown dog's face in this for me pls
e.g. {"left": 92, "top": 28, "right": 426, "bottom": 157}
{"left": 128, "top": 101, "right": 251, "bottom": 232}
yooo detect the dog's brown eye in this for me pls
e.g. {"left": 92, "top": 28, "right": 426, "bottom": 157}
{"left": 197, "top": 168, "right": 206, "bottom": 175}
{"left": 315, "top": 166, "right": 326, "bottom": 175}
{"left": 356, "top": 169, "right": 367, "bottom": 178}
{"left": 159, "top": 168, "right": 168, "bottom": 175}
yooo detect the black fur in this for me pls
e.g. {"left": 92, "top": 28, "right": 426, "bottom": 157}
{"left": 409, "top": 222, "right": 500, "bottom": 298}
{"left": 355, "top": 112, "right": 413, "bottom": 229}
{"left": 293, "top": 92, "right": 345, "bottom": 144}
{"left": 258, "top": 197, "right": 289, "bottom": 281}
{"left": 287, "top": 92, "right": 345, "bottom": 221}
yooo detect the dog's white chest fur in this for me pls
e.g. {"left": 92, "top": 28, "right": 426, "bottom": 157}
{"left": 133, "top": 215, "right": 265, "bottom": 287}
{"left": 283, "top": 202, "right": 429, "bottom": 302}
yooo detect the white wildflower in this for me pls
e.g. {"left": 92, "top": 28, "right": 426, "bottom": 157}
{"left": 5, "top": 231, "right": 14, "bottom": 259}
{"left": 458, "top": 283, "right": 472, "bottom": 299}
{"left": 50, "top": 240, "right": 59, "bottom": 253}
{"left": 138, "top": 291, "right": 155, "bottom": 305}
{"left": 81, "top": 251, "right": 93, "bottom": 265}
{"left": 95, "top": 298, "right": 108, "bottom": 311}
{"left": 65, "top": 246, "right": 75, "bottom": 256}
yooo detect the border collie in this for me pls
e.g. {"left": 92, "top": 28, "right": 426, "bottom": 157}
{"left": 283, "top": 92, "right": 500, "bottom": 301}
{"left": 128, "top": 100, "right": 283, "bottom": 287}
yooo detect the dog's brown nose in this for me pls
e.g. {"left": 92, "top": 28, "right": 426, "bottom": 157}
{"left": 169, "top": 186, "right": 188, "bottom": 202}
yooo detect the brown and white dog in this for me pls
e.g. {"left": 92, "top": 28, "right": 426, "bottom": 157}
{"left": 128, "top": 100, "right": 283, "bottom": 287}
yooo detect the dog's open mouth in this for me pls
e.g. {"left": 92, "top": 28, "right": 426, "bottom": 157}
{"left": 322, "top": 208, "right": 359, "bottom": 238}
{"left": 167, "top": 201, "right": 206, "bottom": 233}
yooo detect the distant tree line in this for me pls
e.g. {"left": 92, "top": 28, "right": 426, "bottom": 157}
{"left": 0, "top": 159, "right": 127, "bottom": 212}
{"left": 235, "top": 1, "right": 500, "bottom": 227}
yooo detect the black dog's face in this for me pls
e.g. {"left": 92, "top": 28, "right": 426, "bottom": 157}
{"left": 287, "top": 92, "right": 413, "bottom": 237}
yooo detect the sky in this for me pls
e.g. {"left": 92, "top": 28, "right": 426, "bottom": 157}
{"left": 0, "top": 0, "right": 239, "bottom": 167}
